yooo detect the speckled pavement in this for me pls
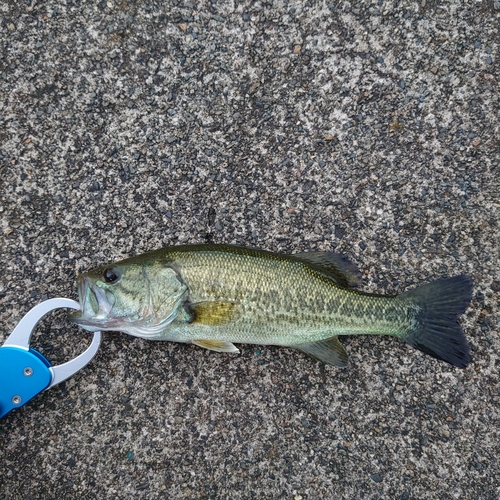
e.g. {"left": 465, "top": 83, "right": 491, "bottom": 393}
{"left": 1, "top": 1, "right": 499, "bottom": 498}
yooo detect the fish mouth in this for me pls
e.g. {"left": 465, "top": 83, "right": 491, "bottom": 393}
{"left": 68, "top": 275, "right": 116, "bottom": 331}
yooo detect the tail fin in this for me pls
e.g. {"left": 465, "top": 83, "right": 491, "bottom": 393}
{"left": 401, "top": 275, "right": 473, "bottom": 368}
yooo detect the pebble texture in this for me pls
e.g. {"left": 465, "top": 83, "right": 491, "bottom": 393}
{"left": 1, "top": 1, "right": 499, "bottom": 498}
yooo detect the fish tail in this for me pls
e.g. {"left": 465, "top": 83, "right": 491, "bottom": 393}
{"left": 400, "top": 275, "right": 473, "bottom": 368}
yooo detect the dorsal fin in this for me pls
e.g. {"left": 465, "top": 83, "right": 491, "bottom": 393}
{"left": 291, "top": 252, "right": 361, "bottom": 288}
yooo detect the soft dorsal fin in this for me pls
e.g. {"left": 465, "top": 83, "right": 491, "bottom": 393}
{"left": 291, "top": 251, "right": 361, "bottom": 288}
{"left": 189, "top": 301, "right": 240, "bottom": 326}
{"left": 292, "top": 336, "right": 348, "bottom": 367}
{"left": 193, "top": 339, "right": 240, "bottom": 353}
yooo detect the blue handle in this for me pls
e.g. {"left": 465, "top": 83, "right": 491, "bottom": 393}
{"left": 1, "top": 298, "right": 102, "bottom": 419}
{"left": 0, "top": 347, "right": 52, "bottom": 418}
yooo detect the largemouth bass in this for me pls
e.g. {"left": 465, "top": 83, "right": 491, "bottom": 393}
{"left": 70, "top": 244, "right": 472, "bottom": 368}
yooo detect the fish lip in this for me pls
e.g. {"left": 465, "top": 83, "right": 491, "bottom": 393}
{"left": 68, "top": 274, "right": 113, "bottom": 326}
{"left": 67, "top": 275, "right": 88, "bottom": 321}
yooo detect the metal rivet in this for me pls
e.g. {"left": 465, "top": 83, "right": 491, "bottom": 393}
{"left": 24, "top": 367, "right": 33, "bottom": 377}
{"left": 12, "top": 395, "right": 22, "bottom": 405}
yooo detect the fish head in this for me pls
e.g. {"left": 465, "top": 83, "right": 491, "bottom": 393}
{"left": 69, "top": 261, "right": 188, "bottom": 338}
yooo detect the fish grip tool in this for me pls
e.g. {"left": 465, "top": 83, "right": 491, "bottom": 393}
{"left": 0, "top": 298, "right": 101, "bottom": 418}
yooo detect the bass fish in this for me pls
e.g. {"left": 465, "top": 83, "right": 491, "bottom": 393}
{"left": 70, "top": 244, "right": 472, "bottom": 368}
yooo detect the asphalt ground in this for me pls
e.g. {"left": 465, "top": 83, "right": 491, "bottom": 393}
{"left": 1, "top": 1, "right": 499, "bottom": 498}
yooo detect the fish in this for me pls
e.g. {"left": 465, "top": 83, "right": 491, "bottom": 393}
{"left": 69, "top": 244, "right": 473, "bottom": 368}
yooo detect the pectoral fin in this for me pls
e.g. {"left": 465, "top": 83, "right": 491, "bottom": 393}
{"left": 189, "top": 301, "right": 240, "bottom": 326}
{"left": 193, "top": 339, "right": 240, "bottom": 353}
{"left": 292, "top": 336, "right": 348, "bottom": 367}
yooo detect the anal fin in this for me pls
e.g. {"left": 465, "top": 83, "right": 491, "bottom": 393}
{"left": 193, "top": 339, "right": 240, "bottom": 353}
{"left": 292, "top": 336, "right": 348, "bottom": 367}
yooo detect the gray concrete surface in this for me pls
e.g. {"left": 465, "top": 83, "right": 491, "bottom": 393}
{"left": 1, "top": 0, "right": 499, "bottom": 498}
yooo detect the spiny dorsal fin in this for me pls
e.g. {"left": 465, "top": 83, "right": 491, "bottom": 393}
{"left": 292, "top": 251, "right": 361, "bottom": 288}
{"left": 292, "top": 336, "right": 348, "bottom": 367}
{"left": 189, "top": 301, "right": 240, "bottom": 326}
{"left": 193, "top": 339, "right": 240, "bottom": 353}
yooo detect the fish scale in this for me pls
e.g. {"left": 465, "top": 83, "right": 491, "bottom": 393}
{"left": 155, "top": 247, "right": 408, "bottom": 345}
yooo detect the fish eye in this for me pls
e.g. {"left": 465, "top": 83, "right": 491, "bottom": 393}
{"left": 103, "top": 268, "right": 121, "bottom": 284}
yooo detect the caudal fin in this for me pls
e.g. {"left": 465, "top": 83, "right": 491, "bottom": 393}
{"left": 401, "top": 275, "right": 473, "bottom": 368}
